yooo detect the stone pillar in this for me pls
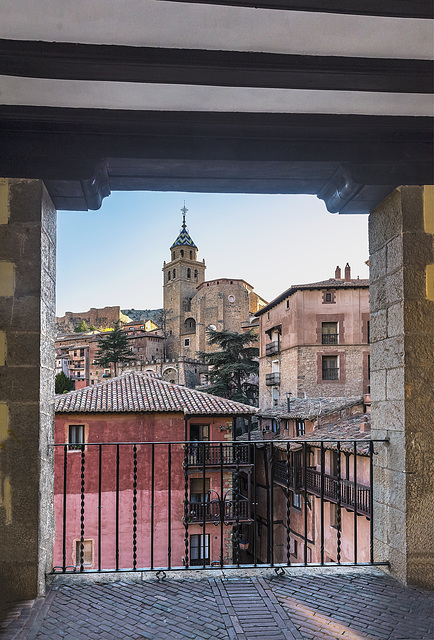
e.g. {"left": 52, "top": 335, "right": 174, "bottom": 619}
{"left": 369, "top": 186, "right": 433, "bottom": 589}
{"left": 0, "top": 180, "right": 56, "bottom": 616}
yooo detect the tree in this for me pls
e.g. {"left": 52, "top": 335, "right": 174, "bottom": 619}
{"left": 74, "top": 320, "right": 97, "bottom": 332}
{"left": 197, "top": 328, "right": 259, "bottom": 405}
{"left": 94, "top": 321, "right": 134, "bottom": 377}
{"left": 55, "top": 371, "right": 74, "bottom": 394}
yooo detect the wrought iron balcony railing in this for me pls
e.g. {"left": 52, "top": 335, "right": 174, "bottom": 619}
{"left": 265, "top": 372, "right": 281, "bottom": 386}
{"left": 187, "top": 499, "right": 251, "bottom": 524}
{"left": 52, "top": 438, "right": 384, "bottom": 575}
{"left": 266, "top": 341, "right": 280, "bottom": 356}
{"left": 185, "top": 443, "right": 251, "bottom": 467}
{"left": 273, "top": 462, "right": 370, "bottom": 517}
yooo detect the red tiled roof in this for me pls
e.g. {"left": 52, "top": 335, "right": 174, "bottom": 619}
{"left": 55, "top": 371, "right": 256, "bottom": 416}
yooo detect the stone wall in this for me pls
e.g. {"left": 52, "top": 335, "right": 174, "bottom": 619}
{"left": 55, "top": 306, "right": 131, "bottom": 334}
{"left": 0, "top": 179, "right": 56, "bottom": 617}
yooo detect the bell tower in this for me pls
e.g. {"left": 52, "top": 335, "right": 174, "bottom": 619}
{"left": 162, "top": 205, "right": 206, "bottom": 358}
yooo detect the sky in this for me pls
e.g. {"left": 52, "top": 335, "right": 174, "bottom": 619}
{"left": 56, "top": 192, "right": 369, "bottom": 317}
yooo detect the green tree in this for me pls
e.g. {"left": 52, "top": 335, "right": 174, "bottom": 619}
{"left": 94, "top": 322, "right": 134, "bottom": 377}
{"left": 74, "top": 320, "right": 89, "bottom": 333}
{"left": 197, "top": 328, "right": 259, "bottom": 405}
{"left": 55, "top": 371, "right": 74, "bottom": 394}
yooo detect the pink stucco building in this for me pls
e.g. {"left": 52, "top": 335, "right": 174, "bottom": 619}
{"left": 54, "top": 372, "right": 256, "bottom": 572}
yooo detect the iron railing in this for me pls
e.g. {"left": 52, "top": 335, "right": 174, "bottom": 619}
{"left": 52, "top": 439, "right": 385, "bottom": 575}
{"left": 186, "top": 443, "right": 251, "bottom": 466}
{"left": 322, "top": 367, "right": 339, "bottom": 380}
{"left": 322, "top": 334, "right": 339, "bottom": 345}
{"left": 266, "top": 341, "right": 280, "bottom": 356}
{"left": 187, "top": 498, "right": 251, "bottom": 523}
{"left": 273, "top": 462, "right": 370, "bottom": 517}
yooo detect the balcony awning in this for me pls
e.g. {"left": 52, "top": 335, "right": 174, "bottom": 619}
{"left": 265, "top": 324, "right": 282, "bottom": 338}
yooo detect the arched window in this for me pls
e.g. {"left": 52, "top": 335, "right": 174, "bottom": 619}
{"left": 173, "top": 269, "right": 176, "bottom": 278}
{"left": 194, "top": 270, "right": 198, "bottom": 280}
{"left": 187, "top": 268, "right": 191, "bottom": 279}
{"left": 168, "top": 271, "right": 171, "bottom": 281}
{"left": 190, "top": 251, "right": 193, "bottom": 259}
{"left": 180, "top": 249, "right": 184, "bottom": 257}
{"left": 184, "top": 317, "right": 196, "bottom": 332}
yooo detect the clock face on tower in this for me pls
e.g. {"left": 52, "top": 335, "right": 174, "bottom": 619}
{"left": 228, "top": 295, "right": 235, "bottom": 303}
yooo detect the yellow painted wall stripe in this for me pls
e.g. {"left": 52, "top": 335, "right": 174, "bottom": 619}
{"left": 0, "top": 262, "right": 15, "bottom": 297}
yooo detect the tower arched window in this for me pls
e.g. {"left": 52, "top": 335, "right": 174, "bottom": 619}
{"left": 180, "top": 249, "right": 184, "bottom": 257}
{"left": 190, "top": 251, "right": 193, "bottom": 259}
{"left": 194, "top": 270, "right": 198, "bottom": 280}
{"left": 187, "top": 268, "right": 191, "bottom": 279}
{"left": 184, "top": 317, "right": 196, "bottom": 332}
{"left": 173, "top": 269, "right": 176, "bottom": 279}
{"left": 168, "top": 271, "right": 171, "bottom": 281}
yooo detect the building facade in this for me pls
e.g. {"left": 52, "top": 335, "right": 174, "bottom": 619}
{"left": 257, "top": 265, "right": 370, "bottom": 410}
{"left": 54, "top": 372, "right": 256, "bottom": 571}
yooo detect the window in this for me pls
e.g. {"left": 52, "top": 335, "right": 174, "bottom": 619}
{"left": 322, "top": 322, "right": 338, "bottom": 344}
{"left": 187, "top": 267, "right": 191, "bottom": 278}
{"left": 173, "top": 269, "right": 176, "bottom": 278}
{"left": 322, "top": 290, "right": 336, "bottom": 304}
{"left": 184, "top": 338, "right": 190, "bottom": 347}
{"left": 75, "top": 539, "right": 93, "bottom": 566}
{"left": 322, "top": 356, "right": 339, "bottom": 380}
{"left": 68, "top": 425, "right": 84, "bottom": 450}
{"left": 367, "top": 320, "right": 370, "bottom": 344}
{"left": 190, "top": 424, "right": 210, "bottom": 441}
{"left": 190, "top": 478, "right": 210, "bottom": 503}
{"left": 271, "top": 418, "right": 279, "bottom": 433}
{"left": 330, "top": 450, "right": 339, "bottom": 477}
{"left": 286, "top": 300, "right": 290, "bottom": 309}
{"left": 194, "top": 269, "right": 198, "bottom": 280}
{"left": 180, "top": 249, "right": 184, "bottom": 257}
{"left": 272, "top": 387, "right": 279, "bottom": 407}
{"left": 295, "top": 420, "right": 305, "bottom": 436}
{"left": 290, "top": 538, "right": 298, "bottom": 557}
{"left": 190, "top": 251, "right": 193, "bottom": 259}
{"left": 292, "top": 492, "right": 302, "bottom": 510}
{"left": 272, "top": 359, "right": 279, "bottom": 373}
{"left": 168, "top": 271, "right": 171, "bottom": 281}
{"left": 325, "top": 293, "right": 332, "bottom": 302}
{"left": 190, "top": 534, "right": 210, "bottom": 566}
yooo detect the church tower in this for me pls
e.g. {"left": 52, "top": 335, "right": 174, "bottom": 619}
{"left": 162, "top": 205, "right": 206, "bottom": 359}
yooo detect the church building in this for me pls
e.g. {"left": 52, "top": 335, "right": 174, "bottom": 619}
{"left": 162, "top": 205, "right": 267, "bottom": 365}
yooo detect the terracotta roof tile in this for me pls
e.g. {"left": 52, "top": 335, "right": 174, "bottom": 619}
{"left": 259, "top": 396, "right": 363, "bottom": 421}
{"left": 55, "top": 371, "right": 256, "bottom": 416}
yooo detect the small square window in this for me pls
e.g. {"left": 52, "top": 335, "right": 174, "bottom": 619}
{"left": 184, "top": 338, "right": 190, "bottom": 347}
{"left": 68, "top": 425, "right": 84, "bottom": 450}
{"left": 75, "top": 539, "right": 93, "bottom": 566}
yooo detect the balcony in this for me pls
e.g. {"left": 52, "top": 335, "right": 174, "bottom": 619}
{"left": 273, "top": 461, "right": 370, "bottom": 517}
{"left": 265, "top": 372, "right": 281, "bottom": 386}
{"left": 186, "top": 443, "right": 251, "bottom": 467}
{"left": 187, "top": 498, "right": 252, "bottom": 524}
{"left": 266, "top": 341, "right": 280, "bottom": 356}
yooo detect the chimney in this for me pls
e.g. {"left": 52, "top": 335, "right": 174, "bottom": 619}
{"left": 335, "top": 266, "right": 341, "bottom": 279}
{"left": 344, "top": 263, "right": 351, "bottom": 282}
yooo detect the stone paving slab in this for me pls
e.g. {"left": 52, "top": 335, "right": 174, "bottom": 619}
{"left": 1, "top": 572, "right": 432, "bottom": 640}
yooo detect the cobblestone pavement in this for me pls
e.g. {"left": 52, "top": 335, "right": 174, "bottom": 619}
{"left": 1, "top": 571, "right": 432, "bottom": 640}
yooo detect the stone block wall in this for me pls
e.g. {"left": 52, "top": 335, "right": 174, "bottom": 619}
{"left": 369, "top": 186, "right": 433, "bottom": 588}
{"left": 0, "top": 179, "right": 56, "bottom": 617}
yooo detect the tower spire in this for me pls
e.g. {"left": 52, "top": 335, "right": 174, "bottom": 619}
{"left": 181, "top": 202, "right": 188, "bottom": 229}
